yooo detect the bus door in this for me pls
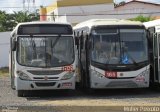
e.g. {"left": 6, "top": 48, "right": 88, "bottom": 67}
{"left": 153, "top": 33, "right": 160, "bottom": 83}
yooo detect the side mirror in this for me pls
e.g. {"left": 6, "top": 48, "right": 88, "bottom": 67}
{"left": 12, "top": 40, "right": 17, "bottom": 51}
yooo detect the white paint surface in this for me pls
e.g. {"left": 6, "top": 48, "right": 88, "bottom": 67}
{"left": 0, "top": 32, "right": 11, "bottom": 67}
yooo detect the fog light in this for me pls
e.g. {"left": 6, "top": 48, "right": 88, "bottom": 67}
{"left": 136, "top": 76, "right": 145, "bottom": 82}
{"left": 136, "top": 73, "right": 145, "bottom": 82}
{"left": 135, "top": 69, "right": 148, "bottom": 82}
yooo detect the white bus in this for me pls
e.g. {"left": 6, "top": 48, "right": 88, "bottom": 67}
{"left": 74, "top": 19, "right": 150, "bottom": 89}
{"left": 10, "top": 22, "right": 77, "bottom": 96}
{"left": 144, "top": 19, "right": 160, "bottom": 86}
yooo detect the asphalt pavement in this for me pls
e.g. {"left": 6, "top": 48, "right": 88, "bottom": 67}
{"left": 1, "top": 77, "right": 160, "bottom": 112}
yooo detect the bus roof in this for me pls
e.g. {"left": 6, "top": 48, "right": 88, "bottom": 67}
{"left": 11, "top": 21, "right": 72, "bottom": 36}
{"left": 143, "top": 19, "right": 160, "bottom": 29}
{"left": 74, "top": 19, "right": 143, "bottom": 29}
{"left": 15, "top": 21, "right": 71, "bottom": 26}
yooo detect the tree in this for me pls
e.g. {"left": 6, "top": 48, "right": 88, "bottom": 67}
{"left": 0, "top": 11, "right": 8, "bottom": 31}
{"left": 29, "top": 11, "right": 40, "bottom": 21}
{"left": 13, "top": 11, "right": 40, "bottom": 23}
{"left": 5, "top": 13, "right": 17, "bottom": 31}
{"left": 130, "top": 15, "right": 154, "bottom": 22}
{"left": 13, "top": 11, "right": 32, "bottom": 23}
{"left": 0, "top": 10, "right": 40, "bottom": 32}
{"left": 114, "top": 1, "right": 126, "bottom": 7}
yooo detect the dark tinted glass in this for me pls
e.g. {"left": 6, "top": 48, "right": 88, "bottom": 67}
{"left": 18, "top": 24, "right": 73, "bottom": 35}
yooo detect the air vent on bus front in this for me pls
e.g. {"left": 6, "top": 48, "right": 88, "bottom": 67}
{"left": 35, "top": 82, "right": 56, "bottom": 87}
{"left": 27, "top": 70, "right": 63, "bottom": 75}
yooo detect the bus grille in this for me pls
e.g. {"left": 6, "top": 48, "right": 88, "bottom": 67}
{"left": 35, "top": 82, "right": 56, "bottom": 87}
{"left": 106, "top": 81, "right": 138, "bottom": 88}
{"left": 27, "top": 70, "right": 63, "bottom": 75}
{"left": 33, "top": 77, "right": 59, "bottom": 80}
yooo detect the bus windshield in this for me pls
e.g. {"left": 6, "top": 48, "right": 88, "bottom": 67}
{"left": 91, "top": 29, "right": 148, "bottom": 65}
{"left": 17, "top": 36, "right": 74, "bottom": 67}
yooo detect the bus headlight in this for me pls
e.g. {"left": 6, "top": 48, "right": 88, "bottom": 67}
{"left": 91, "top": 69, "right": 104, "bottom": 78}
{"left": 136, "top": 69, "right": 149, "bottom": 82}
{"left": 61, "top": 72, "right": 74, "bottom": 80}
{"left": 17, "top": 71, "right": 31, "bottom": 80}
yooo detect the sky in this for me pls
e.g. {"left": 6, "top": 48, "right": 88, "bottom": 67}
{"left": 0, "top": 0, "right": 160, "bottom": 13}
{"left": 0, "top": 0, "right": 55, "bottom": 13}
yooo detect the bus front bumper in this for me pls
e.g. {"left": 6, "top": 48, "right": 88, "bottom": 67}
{"left": 15, "top": 76, "right": 76, "bottom": 90}
{"left": 90, "top": 75, "right": 149, "bottom": 89}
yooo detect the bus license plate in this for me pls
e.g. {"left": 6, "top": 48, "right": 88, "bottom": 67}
{"left": 105, "top": 71, "right": 117, "bottom": 78}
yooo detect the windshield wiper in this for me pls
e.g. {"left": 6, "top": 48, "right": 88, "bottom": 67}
{"left": 118, "top": 29, "right": 138, "bottom": 66}
{"left": 51, "top": 35, "right": 61, "bottom": 58}
{"left": 51, "top": 35, "right": 61, "bottom": 49}
{"left": 30, "top": 36, "right": 37, "bottom": 59}
{"left": 45, "top": 36, "right": 62, "bottom": 67}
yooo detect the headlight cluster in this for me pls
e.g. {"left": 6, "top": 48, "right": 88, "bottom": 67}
{"left": 61, "top": 72, "right": 74, "bottom": 80}
{"left": 136, "top": 69, "right": 149, "bottom": 82}
{"left": 139, "top": 69, "right": 149, "bottom": 77}
{"left": 91, "top": 69, "right": 104, "bottom": 78}
{"left": 17, "top": 71, "right": 31, "bottom": 80}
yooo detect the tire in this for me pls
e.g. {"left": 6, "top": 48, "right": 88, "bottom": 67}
{"left": 17, "top": 90, "right": 24, "bottom": 97}
{"left": 86, "top": 88, "right": 95, "bottom": 94}
{"left": 150, "top": 83, "right": 160, "bottom": 91}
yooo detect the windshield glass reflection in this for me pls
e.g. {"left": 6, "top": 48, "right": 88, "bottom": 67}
{"left": 91, "top": 29, "right": 148, "bottom": 65}
{"left": 17, "top": 36, "right": 74, "bottom": 67}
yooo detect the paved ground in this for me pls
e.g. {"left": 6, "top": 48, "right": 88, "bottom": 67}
{"left": 1, "top": 77, "right": 160, "bottom": 112}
